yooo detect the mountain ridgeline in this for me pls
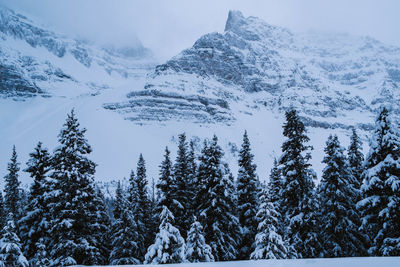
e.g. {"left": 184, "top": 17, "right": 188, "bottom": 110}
{"left": 106, "top": 10, "right": 400, "bottom": 129}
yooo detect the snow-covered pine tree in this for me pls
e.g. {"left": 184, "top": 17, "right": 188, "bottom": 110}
{"left": 319, "top": 134, "right": 367, "bottom": 257}
{"left": 358, "top": 106, "right": 400, "bottom": 256}
{"left": 237, "top": 130, "right": 260, "bottom": 259}
{"left": 0, "top": 213, "right": 28, "bottom": 267}
{"left": 157, "top": 147, "right": 174, "bottom": 211}
{"left": 268, "top": 158, "right": 281, "bottom": 204}
{"left": 279, "top": 109, "right": 322, "bottom": 258}
{"left": 109, "top": 183, "right": 141, "bottom": 265}
{"left": 250, "top": 185, "right": 288, "bottom": 260}
{"left": 197, "top": 135, "right": 241, "bottom": 261}
{"left": 185, "top": 219, "right": 214, "bottom": 263}
{"left": 348, "top": 128, "right": 365, "bottom": 190}
{"left": 172, "top": 133, "right": 193, "bottom": 238}
{"left": 128, "top": 154, "right": 152, "bottom": 261}
{"left": 144, "top": 206, "right": 185, "bottom": 264}
{"left": 3, "top": 146, "right": 21, "bottom": 222}
{"left": 47, "top": 109, "right": 108, "bottom": 266}
{"left": 18, "top": 142, "right": 52, "bottom": 262}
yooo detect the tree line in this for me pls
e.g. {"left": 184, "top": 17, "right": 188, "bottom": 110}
{"left": 0, "top": 106, "right": 399, "bottom": 266}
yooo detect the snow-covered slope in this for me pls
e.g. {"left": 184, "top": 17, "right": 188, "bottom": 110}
{"left": 1, "top": 8, "right": 397, "bottom": 186}
{"left": 0, "top": 5, "right": 155, "bottom": 98}
{"left": 78, "top": 256, "right": 400, "bottom": 267}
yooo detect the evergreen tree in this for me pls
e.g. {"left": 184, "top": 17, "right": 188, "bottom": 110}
{"left": 197, "top": 135, "right": 241, "bottom": 261}
{"left": 251, "top": 186, "right": 288, "bottom": 260}
{"left": 18, "top": 142, "right": 52, "bottom": 262}
{"left": 109, "top": 185, "right": 141, "bottom": 265}
{"left": 144, "top": 206, "right": 185, "bottom": 264}
{"left": 358, "top": 106, "right": 400, "bottom": 256}
{"left": 47, "top": 109, "right": 108, "bottom": 266}
{"left": 348, "top": 128, "right": 365, "bottom": 189}
{"left": 3, "top": 146, "right": 21, "bottom": 222}
{"left": 237, "top": 130, "right": 260, "bottom": 259}
{"left": 0, "top": 214, "right": 28, "bottom": 267}
{"left": 319, "top": 135, "right": 367, "bottom": 257}
{"left": 172, "top": 133, "right": 193, "bottom": 237}
{"left": 157, "top": 147, "right": 175, "bottom": 211}
{"left": 279, "top": 109, "right": 321, "bottom": 258}
{"left": 268, "top": 158, "right": 282, "bottom": 204}
{"left": 185, "top": 219, "right": 214, "bottom": 263}
{"left": 128, "top": 154, "right": 152, "bottom": 261}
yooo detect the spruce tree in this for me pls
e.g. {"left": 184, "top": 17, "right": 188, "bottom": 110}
{"left": 47, "top": 109, "right": 108, "bottom": 266}
{"left": 3, "top": 146, "right": 21, "bottom": 222}
{"left": 197, "top": 135, "right": 241, "bottom": 261}
{"left": 0, "top": 214, "right": 28, "bottom": 267}
{"left": 237, "top": 130, "right": 260, "bottom": 259}
{"left": 251, "top": 186, "right": 288, "bottom": 260}
{"left": 358, "top": 106, "right": 400, "bottom": 256}
{"left": 19, "top": 142, "right": 52, "bottom": 262}
{"left": 172, "top": 133, "right": 193, "bottom": 237}
{"left": 319, "top": 135, "right": 367, "bottom": 257}
{"left": 109, "top": 185, "right": 141, "bottom": 265}
{"left": 348, "top": 128, "right": 364, "bottom": 190}
{"left": 128, "top": 154, "right": 152, "bottom": 261}
{"left": 279, "top": 109, "right": 321, "bottom": 258}
{"left": 186, "top": 219, "right": 214, "bottom": 263}
{"left": 144, "top": 206, "right": 185, "bottom": 264}
{"left": 157, "top": 147, "right": 175, "bottom": 211}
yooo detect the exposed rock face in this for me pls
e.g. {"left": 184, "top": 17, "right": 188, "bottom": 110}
{"left": 108, "top": 10, "right": 400, "bottom": 127}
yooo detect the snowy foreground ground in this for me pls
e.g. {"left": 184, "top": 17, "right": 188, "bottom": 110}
{"left": 75, "top": 257, "right": 400, "bottom": 267}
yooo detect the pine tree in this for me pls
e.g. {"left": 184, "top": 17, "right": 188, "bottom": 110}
{"left": 251, "top": 186, "right": 288, "bottom": 260}
{"left": 18, "top": 142, "right": 52, "bottom": 262}
{"left": 237, "top": 130, "right": 260, "bottom": 259}
{"left": 348, "top": 128, "right": 364, "bottom": 190}
{"left": 3, "top": 146, "right": 21, "bottom": 222}
{"left": 172, "top": 133, "right": 193, "bottom": 237}
{"left": 197, "top": 135, "right": 241, "bottom": 261}
{"left": 279, "top": 109, "right": 321, "bottom": 258}
{"left": 47, "top": 109, "right": 108, "bottom": 266}
{"left": 144, "top": 206, "right": 185, "bottom": 264}
{"left": 185, "top": 219, "right": 214, "bottom": 263}
{"left": 109, "top": 185, "right": 141, "bottom": 265}
{"left": 319, "top": 135, "right": 367, "bottom": 257}
{"left": 128, "top": 154, "right": 152, "bottom": 261}
{"left": 157, "top": 147, "right": 175, "bottom": 211}
{"left": 0, "top": 214, "right": 28, "bottom": 267}
{"left": 358, "top": 106, "right": 400, "bottom": 256}
{"left": 268, "top": 158, "right": 282, "bottom": 204}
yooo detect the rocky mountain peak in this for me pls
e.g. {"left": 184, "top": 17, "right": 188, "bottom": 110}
{"left": 224, "top": 10, "right": 246, "bottom": 32}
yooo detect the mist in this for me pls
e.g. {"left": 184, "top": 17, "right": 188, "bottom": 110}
{"left": 1, "top": 0, "right": 400, "bottom": 61}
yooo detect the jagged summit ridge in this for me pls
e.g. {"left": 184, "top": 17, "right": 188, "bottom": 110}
{"left": 107, "top": 10, "right": 400, "bottom": 128}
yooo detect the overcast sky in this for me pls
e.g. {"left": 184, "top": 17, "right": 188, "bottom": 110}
{"left": 2, "top": 0, "right": 400, "bottom": 61}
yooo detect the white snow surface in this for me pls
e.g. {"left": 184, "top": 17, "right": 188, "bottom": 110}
{"left": 75, "top": 257, "right": 400, "bottom": 267}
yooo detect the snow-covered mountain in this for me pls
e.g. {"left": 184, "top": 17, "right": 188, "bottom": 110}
{"left": 0, "top": 5, "right": 155, "bottom": 99}
{"left": 1, "top": 8, "right": 399, "bottom": 184}
{"left": 106, "top": 10, "right": 400, "bottom": 130}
